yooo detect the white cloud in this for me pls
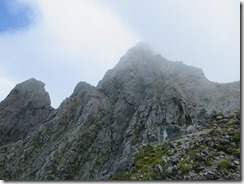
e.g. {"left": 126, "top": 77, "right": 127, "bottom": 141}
{"left": 0, "top": 0, "right": 239, "bottom": 108}
{"left": 171, "top": 0, "right": 239, "bottom": 44}
{"left": 0, "top": 0, "right": 140, "bottom": 107}
{"left": 36, "top": 0, "right": 139, "bottom": 64}
{"left": 0, "top": 76, "right": 15, "bottom": 102}
{"left": 153, "top": 0, "right": 239, "bottom": 83}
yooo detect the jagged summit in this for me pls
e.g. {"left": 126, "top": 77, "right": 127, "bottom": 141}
{"left": 97, "top": 43, "right": 208, "bottom": 98}
{"left": 4, "top": 78, "right": 45, "bottom": 99}
{"left": 101, "top": 43, "right": 206, "bottom": 81}
{"left": 72, "top": 81, "right": 95, "bottom": 97}
{"left": 0, "top": 78, "right": 53, "bottom": 146}
{"left": 127, "top": 42, "right": 155, "bottom": 55}
{"left": 0, "top": 45, "right": 240, "bottom": 180}
{"left": 113, "top": 42, "right": 156, "bottom": 69}
{"left": 1, "top": 78, "right": 51, "bottom": 110}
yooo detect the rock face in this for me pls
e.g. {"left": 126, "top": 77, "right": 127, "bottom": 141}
{"left": 0, "top": 78, "right": 53, "bottom": 146}
{"left": 0, "top": 43, "right": 240, "bottom": 180}
{"left": 111, "top": 110, "right": 241, "bottom": 180}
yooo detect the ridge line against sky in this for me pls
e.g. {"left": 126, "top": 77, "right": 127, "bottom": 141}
{"left": 0, "top": 0, "right": 240, "bottom": 108}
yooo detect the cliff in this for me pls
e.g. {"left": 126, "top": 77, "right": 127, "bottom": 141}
{"left": 0, "top": 43, "right": 240, "bottom": 180}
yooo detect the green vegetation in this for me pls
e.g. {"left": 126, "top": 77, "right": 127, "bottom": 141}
{"left": 111, "top": 142, "right": 171, "bottom": 180}
{"left": 134, "top": 143, "right": 169, "bottom": 177}
{"left": 112, "top": 109, "right": 241, "bottom": 180}
{"left": 233, "top": 133, "right": 240, "bottom": 143}
{"left": 188, "top": 150, "right": 196, "bottom": 157}
{"left": 218, "top": 159, "right": 229, "bottom": 170}
{"left": 208, "top": 129, "right": 220, "bottom": 136}
{"left": 199, "top": 144, "right": 208, "bottom": 150}
{"left": 179, "top": 162, "right": 190, "bottom": 173}
{"left": 206, "top": 157, "right": 213, "bottom": 167}
{"left": 177, "top": 141, "right": 182, "bottom": 146}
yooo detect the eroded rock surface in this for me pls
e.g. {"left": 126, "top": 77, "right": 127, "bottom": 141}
{"left": 0, "top": 78, "right": 53, "bottom": 146}
{"left": 0, "top": 44, "right": 240, "bottom": 180}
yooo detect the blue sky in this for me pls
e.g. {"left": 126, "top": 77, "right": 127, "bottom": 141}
{"left": 0, "top": 0, "right": 240, "bottom": 108}
{"left": 0, "top": 0, "right": 33, "bottom": 32}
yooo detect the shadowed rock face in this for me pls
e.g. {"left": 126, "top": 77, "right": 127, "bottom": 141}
{"left": 0, "top": 44, "right": 240, "bottom": 180}
{"left": 0, "top": 78, "right": 53, "bottom": 146}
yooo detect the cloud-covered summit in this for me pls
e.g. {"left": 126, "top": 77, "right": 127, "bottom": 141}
{"left": 0, "top": 0, "right": 140, "bottom": 107}
{"left": 0, "top": 0, "right": 239, "bottom": 108}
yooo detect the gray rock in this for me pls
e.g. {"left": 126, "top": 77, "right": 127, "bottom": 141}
{"left": 186, "top": 125, "right": 196, "bottom": 134}
{"left": 0, "top": 78, "right": 53, "bottom": 146}
{"left": 0, "top": 44, "right": 240, "bottom": 180}
{"left": 155, "top": 164, "right": 163, "bottom": 173}
{"left": 216, "top": 116, "right": 223, "bottom": 120}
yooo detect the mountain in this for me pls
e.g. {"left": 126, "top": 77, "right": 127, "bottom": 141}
{"left": 0, "top": 78, "right": 53, "bottom": 147}
{"left": 0, "top": 43, "right": 240, "bottom": 180}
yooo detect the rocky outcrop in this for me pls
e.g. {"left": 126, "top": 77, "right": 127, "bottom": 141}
{"left": 0, "top": 78, "right": 53, "bottom": 146}
{"left": 0, "top": 43, "right": 240, "bottom": 180}
{"left": 111, "top": 110, "right": 240, "bottom": 180}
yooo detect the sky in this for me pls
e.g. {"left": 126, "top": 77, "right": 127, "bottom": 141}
{"left": 0, "top": 0, "right": 240, "bottom": 108}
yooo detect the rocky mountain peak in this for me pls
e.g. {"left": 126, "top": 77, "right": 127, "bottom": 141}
{"left": 113, "top": 42, "right": 156, "bottom": 70}
{"left": 14, "top": 78, "right": 45, "bottom": 93}
{"left": 126, "top": 42, "right": 155, "bottom": 57}
{"left": 72, "top": 81, "right": 95, "bottom": 97}
{"left": 99, "top": 43, "right": 206, "bottom": 86}
{"left": 0, "top": 45, "right": 240, "bottom": 181}
{"left": 97, "top": 43, "right": 207, "bottom": 105}
{"left": 0, "top": 78, "right": 53, "bottom": 146}
{"left": 2, "top": 78, "right": 50, "bottom": 107}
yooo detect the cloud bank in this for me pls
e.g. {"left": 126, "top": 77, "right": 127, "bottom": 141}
{"left": 103, "top": 0, "right": 239, "bottom": 84}
{"left": 0, "top": 0, "right": 240, "bottom": 108}
{"left": 0, "top": 0, "right": 140, "bottom": 107}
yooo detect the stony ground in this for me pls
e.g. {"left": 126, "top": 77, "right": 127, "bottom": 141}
{"left": 111, "top": 110, "right": 240, "bottom": 180}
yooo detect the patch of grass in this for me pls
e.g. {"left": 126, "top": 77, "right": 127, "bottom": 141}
{"left": 188, "top": 150, "right": 197, "bottom": 157}
{"left": 229, "top": 148, "right": 238, "bottom": 155}
{"left": 192, "top": 162, "right": 202, "bottom": 173}
{"left": 218, "top": 159, "right": 229, "bottom": 170}
{"left": 113, "top": 142, "right": 171, "bottom": 180}
{"left": 206, "top": 157, "right": 213, "bottom": 167}
{"left": 215, "top": 143, "right": 237, "bottom": 156}
{"left": 141, "top": 172, "right": 157, "bottom": 180}
{"left": 111, "top": 172, "right": 131, "bottom": 180}
{"left": 223, "top": 123, "right": 235, "bottom": 131}
{"left": 199, "top": 144, "right": 208, "bottom": 150}
{"left": 179, "top": 162, "right": 190, "bottom": 173}
{"left": 232, "top": 134, "right": 240, "bottom": 143}
{"left": 173, "top": 149, "right": 177, "bottom": 154}
{"left": 208, "top": 129, "right": 220, "bottom": 136}
{"left": 177, "top": 141, "right": 182, "bottom": 146}
{"left": 129, "top": 174, "right": 137, "bottom": 180}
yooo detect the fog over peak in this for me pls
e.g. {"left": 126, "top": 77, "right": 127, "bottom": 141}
{"left": 0, "top": 0, "right": 239, "bottom": 108}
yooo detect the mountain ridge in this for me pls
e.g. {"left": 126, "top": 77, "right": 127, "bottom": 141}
{"left": 0, "top": 44, "right": 240, "bottom": 180}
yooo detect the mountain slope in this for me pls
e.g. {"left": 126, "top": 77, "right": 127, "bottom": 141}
{"left": 0, "top": 78, "right": 53, "bottom": 147}
{"left": 0, "top": 44, "right": 240, "bottom": 180}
